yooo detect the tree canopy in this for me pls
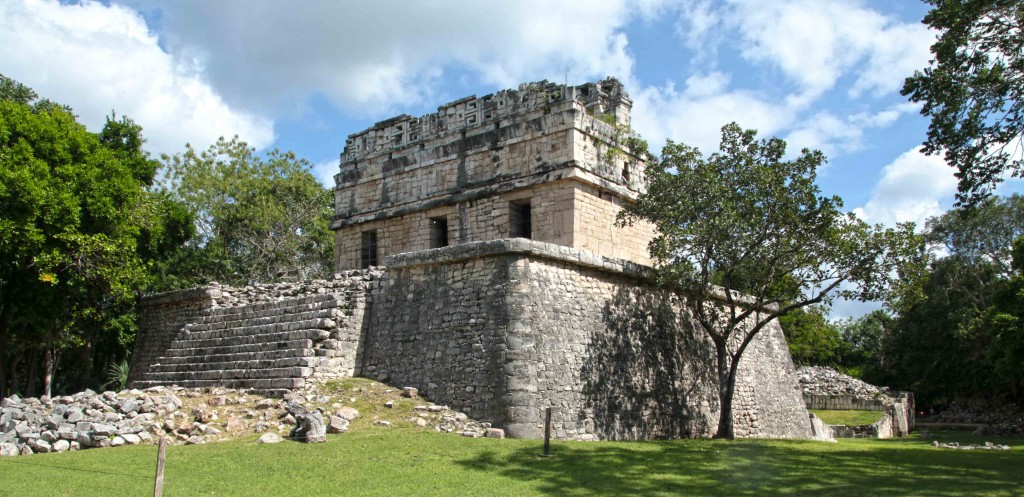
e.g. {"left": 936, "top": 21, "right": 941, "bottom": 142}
{"left": 903, "top": 0, "right": 1023, "bottom": 205}
{"left": 620, "top": 123, "right": 921, "bottom": 438}
{"left": 159, "top": 137, "right": 334, "bottom": 287}
{"left": 877, "top": 194, "right": 1024, "bottom": 405}
{"left": 0, "top": 74, "right": 191, "bottom": 398}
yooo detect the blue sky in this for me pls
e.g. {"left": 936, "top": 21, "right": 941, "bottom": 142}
{"left": 2, "top": 0, "right": 1020, "bottom": 317}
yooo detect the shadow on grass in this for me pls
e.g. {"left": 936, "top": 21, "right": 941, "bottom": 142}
{"left": 456, "top": 438, "right": 1024, "bottom": 497}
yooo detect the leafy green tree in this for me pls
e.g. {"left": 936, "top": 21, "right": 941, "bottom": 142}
{"left": 835, "top": 310, "right": 896, "bottom": 383}
{"left": 925, "top": 194, "right": 1024, "bottom": 276}
{"left": 619, "top": 123, "right": 921, "bottom": 439}
{"left": 881, "top": 196, "right": 1023, "bottom": 405}
{"left": 0, "top": 75, "right": 189, "bottom": 398}
{"left": 979, "top": 236, "right": 1024, "bottom": 400}
{"left": 902, "top": 0, "right": 1023, "bottom": 205}
{"left": 779, "top": 306, "right": 844, "bottom": 367}
{"left": 160, "top": 137, "right": 333, "bottom": 287}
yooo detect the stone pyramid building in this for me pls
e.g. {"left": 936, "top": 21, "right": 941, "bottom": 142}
{"left": 130, "top": 79, "right": 813, "bottom": 440}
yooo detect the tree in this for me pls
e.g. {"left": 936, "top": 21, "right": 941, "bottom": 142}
{"left": 925, "top": 194, "right": 1024, "bottom": 276}
{"left": 619, "top": 123, "right": 920, "bottom": 439}
{"left": 160, "top": 137, "right": 333, "bottom": 287}
{"left": 881, "top": 196, "right": 1024, "bottom": 405}
{"left": 779, "top": 306, "right": 844, "bottom": 367}
{"left": 902, "top": 0, "right": 1023, "bottom": 205}
{"left": 835, "top": 310, "right": 897, "bottom": 384}
{"left": 0, "top": 75, "right": 189, "bottom": 398}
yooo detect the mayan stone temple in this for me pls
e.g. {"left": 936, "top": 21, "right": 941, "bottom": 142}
{"left": 129, "top": 78, "right": 814, "bottom": 440}
{"left": 331, "top": 78, "right": 655, "bottom": 269}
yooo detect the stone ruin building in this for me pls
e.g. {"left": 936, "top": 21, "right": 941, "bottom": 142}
{"left": 129, "top": 78, "right": 814, "bottom": 440}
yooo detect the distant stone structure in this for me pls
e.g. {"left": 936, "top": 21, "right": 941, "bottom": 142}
{"left": 130, "top": 79, "right": 814, "bottom": 440}
{"left": 798, "top": 366, "right": 914, "bottom": 439}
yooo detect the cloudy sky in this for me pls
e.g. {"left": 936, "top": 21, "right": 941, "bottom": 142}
{"left": 2, "top": 0, "right": 1020, "bottom": 316}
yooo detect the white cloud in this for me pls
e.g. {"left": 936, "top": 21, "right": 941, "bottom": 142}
{"left": 784, "top": 103, "right": 920, "bottom": 157}
{"left": 121, "top": 0, "right": 641, "bottom": 118}
{"left": 0, "top": 0, "right": 274, "bottom": 155}
{"left": 631, "top": 73, "right": 798, "bottom": 154}
{"left": 725, "top": 0, "right": 933, "bottom": 98}
{"left": 312, "top": 158, "right": 340, "bottom": 188}
{"left": 854, "top": 148, "right": 957, "bottom": 227}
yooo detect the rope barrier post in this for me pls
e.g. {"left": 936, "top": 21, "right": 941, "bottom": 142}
{"left": 153, "top": 438, "right": 167, "bottom": 497}
{"left": 542, "top": 406, "right": 552, "bottom": 457}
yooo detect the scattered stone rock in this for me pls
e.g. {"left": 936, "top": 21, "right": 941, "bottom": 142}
{"left": 335, "top": 407, "right": 360, "bottom": 421}
{"left": 932, "top": 440, "right": 1010, "bottom": 450}
{"left": 402, "top": 387, "right": 418, "bottom": 398}
{"left": 327, "top": 416, "right": 349, "bottom": 434}
{"left": 485, "top": 428, "right": 505, "bottom": 439}
{"left": 291, "top": 410, "right": 326, "bottom": 443}
{"left": 257, "top": 433, "right": 282, "bottom": 444}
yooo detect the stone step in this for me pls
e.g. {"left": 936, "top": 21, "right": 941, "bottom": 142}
{"left": 163, "top": 338, "right": 316, "bottom": 359}
{"left": 139, "top": 365, "right": 313, "bottom": 383}
{"left": 132, "top": 377, "right": 304, "bottom": 392}
{"left": 201, "top": 294, "right": 338, "bottom": 321}
{"left": 186, "top": 311, "right": 338, "bottom": 337}
{"left": 156, "top": 346, "right": 312, "bottom": 366}
{"left": 149, "top": 355, "right": 316, "bottom": 374}
{"left": 168, "top": 328, "right": 325, "bottom": 351}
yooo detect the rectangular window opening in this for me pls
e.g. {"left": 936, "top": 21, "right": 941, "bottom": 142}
{"left": 429, "top": 217, "right": 449, "bottom": 249}
{"left": 509, "top": 200, "right": 532, "bottom": 239}
{"left": 360, "top": 230, "right": 378, "bottom": 268}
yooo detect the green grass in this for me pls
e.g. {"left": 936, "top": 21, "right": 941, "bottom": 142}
{"left": 810, "top": 410, "right": 886, "bottom": 426}
{"left": 1, "top": 429, "right": 1022, "bottom": 497}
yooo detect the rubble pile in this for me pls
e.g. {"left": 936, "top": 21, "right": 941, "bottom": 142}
{"left": 929, "top": 398, "right": 1024, "bottom": 435}
{"left": 797, "top": 366, "right": 894, "bottom": 401}
{"left": 1, "top": 379, "right": 504, "bottom": 457}
{"left": 931, "top": 440, "right": 1010, "bottom": 451}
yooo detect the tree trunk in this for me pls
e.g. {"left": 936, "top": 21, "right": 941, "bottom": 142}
{"left": 42, "top": 336, "right": 56, "bottom": 398}
{"left": 8, "top": 354, "right": 20, "bottom": 397}
{"left": 26, "top": 348, "right": 38, "bottom": 397}
{"left": 713, "top": 342, "right": 736, "bottom": 439}
{"left": 0, "top": 346, "right": 6, "bottom": 401}
{"left": 0, "top": 304, "right": 7, "bottom": 400}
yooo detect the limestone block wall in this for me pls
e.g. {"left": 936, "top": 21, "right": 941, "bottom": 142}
{"left": 332, "top": 79, "right": 652, "bottom": 271}
{"left": 363, "top": 239, "right": 811, "bottom": 440}
{"left": 130, "top": 288, "right": 216, "bottom": 384}
{"left": 571, "top": 183, "right": 655, "bottom": 265}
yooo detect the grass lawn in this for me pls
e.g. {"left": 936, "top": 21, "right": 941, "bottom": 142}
{"left": 810, "top": 410, "right": 886, "bottom": 426}
{"left": 0, "top": 429, "right": 1021, "bottom": 497}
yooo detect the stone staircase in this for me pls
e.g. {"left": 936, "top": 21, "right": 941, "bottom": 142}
{"left": 132, "top": 291, "right": 367, "bottom": 397}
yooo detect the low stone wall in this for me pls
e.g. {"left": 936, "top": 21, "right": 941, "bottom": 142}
{"left": 804, "top": 394, "right": 889, "bottom": 411}
{"left": 129, "top": 288, "right": 216, "bottom": 385}
{"left": 804, "top": 392, "right": 914, "bottom": 439}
